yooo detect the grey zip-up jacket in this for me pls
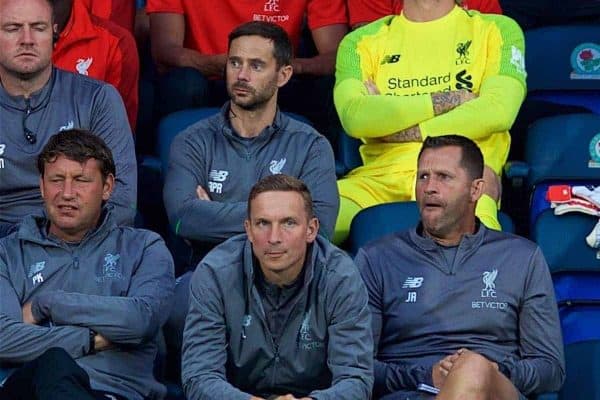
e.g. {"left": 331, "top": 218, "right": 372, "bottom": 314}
{"left": 163, "top": 104, "right": 339, "bottom": 242}
{"left": 182, "top": 234, "right": 373, "bottom": 400}
{"left": 0, "top": 67, "right": 137, "bottom": 228}
{"left": 355, "top": 224, "right": 565, "bottom": 398}
{"left": 0, "top": 208, "right": 175, "bottom": 400}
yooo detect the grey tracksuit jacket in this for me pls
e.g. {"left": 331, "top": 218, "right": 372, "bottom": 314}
{"left": 0, "top": 67, "right": 137, "bottom": 228}
{"left": 0, "top": 208, "right": 175, "bottom": 400}
{"left": 163, "top": 104, "right": 339, "bottom": 242}
{"left": 355, "top": 224, "right": 565, "bottom": 398}
{"left": 182, "top": 234, "right": 373, "bottom": 400}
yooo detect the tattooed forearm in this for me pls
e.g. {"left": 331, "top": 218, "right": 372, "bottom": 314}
{"left": 380, "top": 125, "right": 422, "bottom": 143}
{"left": 431, "top": 90, "right": 476, "bottom": 115}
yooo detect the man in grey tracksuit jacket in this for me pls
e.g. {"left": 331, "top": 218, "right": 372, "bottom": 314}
{"left": 181, "top": 234, "right": 373, "bottom": 400}
{"left": 0, "top": 67, "right": 137, "bottom": 234}
{"left": 0, "top": 206, "right": 175, "bottom": 400}
{"left": 355, "top": 224, "right": 565, "bottom": 399}
{"left": 164, "top": 104, "right": 339, "bottom": 243}
{"left": 354, "top": 135, "right": 565, "bottom": 400}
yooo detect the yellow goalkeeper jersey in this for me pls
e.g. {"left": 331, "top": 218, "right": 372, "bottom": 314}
{"left": 334, "top": 5, "right": 527, "bottom": 175}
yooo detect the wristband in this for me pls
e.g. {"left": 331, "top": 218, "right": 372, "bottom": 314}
{"left": 89, "top": 329, "right": 96, "bottom": 355}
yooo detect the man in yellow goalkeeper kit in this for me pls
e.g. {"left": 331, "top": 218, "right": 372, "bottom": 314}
{"left": 333, "top": 0, "right": 526, "bottom": 243}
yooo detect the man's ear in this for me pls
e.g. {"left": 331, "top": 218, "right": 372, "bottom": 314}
{"left": 306, "top": 217, "right": 319, "bottom": 243}
{"left": 102, "top": 174, "right": 115, "bottom": 201}
{"left": 244, "top": 219, "right": 253, "bottom": 242}
{"left": 39, "top": 176, "right": 45, "bottom": 199}
{"left": 52, "top": 24, "right": 59, "bottom": 44}
{"left": 470, "top": 178, "right": 485, "bottom": 203}
{"left": 277, "top": 64, "right": 293, "bottom": 88}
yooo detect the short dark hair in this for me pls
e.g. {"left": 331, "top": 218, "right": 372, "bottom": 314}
{"left": 37, "top": 129, "right": 116, "bottom": 181}
{"left": 417, "top": 135, "right": 484, "bottom": 180}
{"left": 247, "top": 175, "right": 314, "bottom": 219}
{"left": 228, "top": 21, "right": 293, "bottom": 68}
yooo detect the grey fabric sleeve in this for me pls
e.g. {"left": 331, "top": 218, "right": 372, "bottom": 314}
{"left": 163, "top": 131, "right": 247, "bottom": 243}
{"left": 506, "top": 247, "right": 565, "bottom": 395}
{"left": 90, "top": 84, "right": 137, "bottom": 227}
{"left": 31, "top": 234, "right": 175, "bottom": 345}
{"left": 0, "top": 258, "right": 90, "bottom": 363}
{"left": 354, "top": 249, "right": 432, "bottom": 394}
{"left": 181, "top": 264, "right": 252, "bottom": 400}
{"left": 309, "top": 257, "right": 374, "bottom": 400}
{"left": 297, "top": 136, "right": 339, "bottom": 240}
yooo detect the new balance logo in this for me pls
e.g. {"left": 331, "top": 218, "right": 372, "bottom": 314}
{"left": 208, "top": 170, "right": 229, "bottom": 194}
{"left": 209, "top": 170, "right": 229, "bottom": 182}
{"left": 402, "top": 277, "right": 424, "bottom": 288}
{"left": 380, "top": 54, "right": 401, "bottom": 64}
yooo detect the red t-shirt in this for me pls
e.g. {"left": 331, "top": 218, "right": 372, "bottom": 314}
{"left": 348, "top": 0, "right": 502, "bottom": 27}
{"left": 146, "top": 0, "right": 347, "bottom": 55}
{"left": 81, "top": 0, "right": 136, "bottom": 33}
{"left": 53, "top": 0, "right": 140, "bottom": 131}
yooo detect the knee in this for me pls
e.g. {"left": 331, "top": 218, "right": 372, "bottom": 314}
{"left": 34, "top": 347, "right": 88, "bottom": 382}
{"left": 482, "top": 166, "right": 501, "bottom": 202}
{"left": 38, "top": 347, "right": 73, "bottom": 366}
{"left": 450, "top": 350, "right": 496, "bottom": 390}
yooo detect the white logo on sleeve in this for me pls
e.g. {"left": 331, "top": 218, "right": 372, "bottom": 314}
{"left": 510, "top": 46, "right": 526, "bottom": 77}
{"left": 76, "top": 57, "right": 93, "bottom": 76}
{"left": 269, "top": 158, "right": 286, "bottom": 174}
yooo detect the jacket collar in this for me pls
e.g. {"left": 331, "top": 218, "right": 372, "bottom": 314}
{"left": 218, "top": 102, "right": 285, "bottom": 143}
{"left": 241, "top": 238, "right": 317, "bottom": 294}
{"left": 409, "top": 219, "right": 486, "bottom": 252}
{"left": 17, "top": 204, "right": 117, "bottom": 247}
{"left": 0, "top": 68, "right": 55, "bottom": 111}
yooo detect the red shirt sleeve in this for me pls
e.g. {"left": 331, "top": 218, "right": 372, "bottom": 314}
{"left": 348, "top": 0, "right": 405, "bottom": 27}
{"left": 464, "top": 0, "right": 503, "bottom": 14}
{"left": 146, "top": 0, "right": 184, "bottom": 14}
{"left": 307, "top": 0, "right": 348, "bottom": 30}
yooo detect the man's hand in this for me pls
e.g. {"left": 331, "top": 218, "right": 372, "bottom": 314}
{"left": 94, "top": 333, "right": 113, "bottom": 352}
{"left": 431, "top": 90, "right": 477, "bottom": 115}
{"left": 432, "top": 351, "right": 461, "bottom": 388}
{"left": 196, "top": 185, "right": 211, "bottom": 201}
{"left": 22, "top": 302, "right": 38, "bottom": 325}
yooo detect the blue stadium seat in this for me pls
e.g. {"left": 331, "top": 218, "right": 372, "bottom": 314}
{"left": 525, "top": 25, "right": 600, "bottom": 113}
{"left": 531, "top": 209, "right": 600, "bottom": 399}
{"left": 506, "top": 113, "right": 600, "bottom": 228}
{"left": 559, "top": 340, "right": 600, "bottom": 400}
{"left": 335, "top": 129, "right": 362, "bottom": 177}
{"left": 157, "top": 108, "right": 220, "bottom": 179}
{"left": 532, "top": 210, "right": 600, "bottom": 342}
{"left": 347, "top": 201, "right": 515, "bottom": 255}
